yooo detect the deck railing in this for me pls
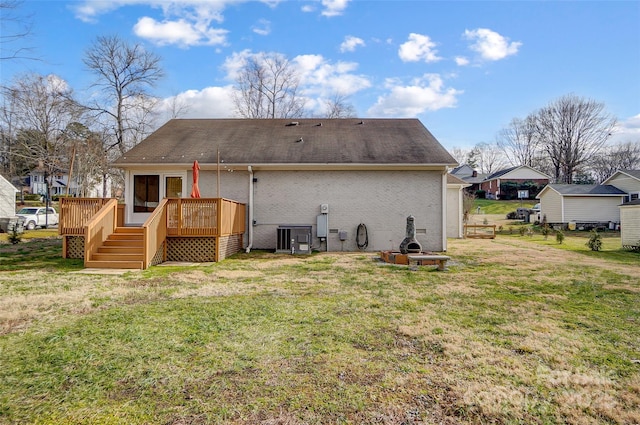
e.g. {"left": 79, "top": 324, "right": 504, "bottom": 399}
{"left": 142, "top": 198, "right": 169, "bottom": 269}
{"left": 83, "top": 199, "right": 118, "bottom": 264}
{"left": 165, "top": 198, "right": 246, "bottom": 237}
{"left": 59, "top": 198, "right": 115, "bottom": 235}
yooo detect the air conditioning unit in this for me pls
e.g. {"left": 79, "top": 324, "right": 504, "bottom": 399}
{"left": 276, "top": 225, "right": 312, "bottom": 254}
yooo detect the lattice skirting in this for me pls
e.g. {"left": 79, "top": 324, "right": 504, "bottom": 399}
{"left": 167, "top": 237, "right": 216, "bottom": 262}
{"left": 65, "top": 236, "right": 85, "bottom": 259}
{"left": 150, "top": 242, "right": 165, "bottom": 266}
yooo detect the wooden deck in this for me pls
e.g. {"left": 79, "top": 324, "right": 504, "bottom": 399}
{"left": 60, "top": 198, "right": 246, "bottom": 269}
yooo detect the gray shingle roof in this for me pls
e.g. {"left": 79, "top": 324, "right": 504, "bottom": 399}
{"left": 114, "top": 118, "right": 458, "bottom": 167}
{"left": 485, "top": 166, "right": 519, "bottom": 180}
{"left": 549, "top": 184, "right": 627, "bottom": 195}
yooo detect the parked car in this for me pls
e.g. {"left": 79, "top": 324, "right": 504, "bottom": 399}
{"left": 15, "top": 207, "right": 59, "bottom": 230}
{"left": 530, "top": 203, "right": 541, "bottom": 222}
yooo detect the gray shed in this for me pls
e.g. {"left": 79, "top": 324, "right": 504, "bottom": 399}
{"left": 620, "top": 200, "right": 640, "bottom": 250}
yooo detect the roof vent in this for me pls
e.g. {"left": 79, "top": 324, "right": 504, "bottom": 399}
{"left": 287, "top": 121, "right": 299, "bottom": 126}
{"left": 296, "top": 137, "right": 304, "bottom": 143}
{"left": 359, "top": 120, "right": 365, "bottom": 125}
{"left": 317, "top": 122, "right": 322, "bottom": 126}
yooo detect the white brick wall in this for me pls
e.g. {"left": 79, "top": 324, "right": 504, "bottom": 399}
{"left": 198, "top": 169, "right": 445, "bottom": 252}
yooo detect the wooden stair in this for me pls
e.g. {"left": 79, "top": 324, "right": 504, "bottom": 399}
{"left": 85, "top": 227, "right": 145, "bottom": 269}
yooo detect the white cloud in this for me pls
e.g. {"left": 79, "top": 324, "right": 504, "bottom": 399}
{"left": 455, "top": 56, "right": 470, "bottom": 66}
{"left": 340, "top": 36, "right": 365, "bottom": 53}
{"left": 252, "top": 19, "right": 271, "bottom": 36}
{"left": 133, "top": 16, "right": 228, "bottom": 47}
{"left": 321, "top": 0, "right": 351, "bottom": 17}
{"left": 463, "top": 28, "right": 521, "bottom": 61}
{"left": 398, "top": 33, "right": 441, "bottom": 63}
{"left": 72, "top": 1, "right": 277, "bottom": 47}
{"left": 157, "top": 86, "right": 236, "bottom": 119}
{"left": 610, "top": 113, "right": 640, "bottom": 143}
{"left": 367, "top": 74, "right": 461, "bottom": 117}
{"left": 294, "top": 54, "right": 371, "bottom": 98}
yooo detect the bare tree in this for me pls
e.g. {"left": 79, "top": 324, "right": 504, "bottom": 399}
{"left": 232, "top": 52, "right": 306, "bottom": 119}
{"left": 83, "top": 35, "right": 164, "bottom": 155}
{"left": 449, "top": 147, "right": 469, "bottom": 167}
{"left": 533, "top": 94, "right": 616, "bottom": 184}
{"left": 590, "top": 140, "right": 640, "bottom": 183}
{"left": 62, "top": 122, "right": 108, "bottom": 197}
{"left": 0, "top": 0, "right": 35, "bottom": 61}
{"left": 2, "top": 73, "right": 83, "bottom": 198}
{"left": 472, "top": 142, "right": 507, "bottom": 174}
{"left": 497, "top": 116, "right": 541, "bottom": 167}
{"left": 323, "top": 93, "right": 356, "bottom": 118}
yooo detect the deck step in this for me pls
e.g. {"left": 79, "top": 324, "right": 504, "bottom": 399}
{"left": 85, "top": 226, "right": 146, "bottom": 269}
{"left": 97, "top": 246, "right": 144, "bottom": 254}
{"left": 114, "top": 226, "right": 144, "bottom": 234}
{"left": 108, "top": 233, "right": 144, "bottom": 241}
{"left": 102, "top": 239, "right": 144, "bottom": 247}
{"left": 85, "top": 260, "right": 144, "bottom": 270}
{"left": 92, "top": 253, "right": 144, "bottom": 262}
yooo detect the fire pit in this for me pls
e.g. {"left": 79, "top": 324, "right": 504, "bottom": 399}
{"left": 379, "top": 215, "right": 450, "bottom": 270}
{"left": 399, "top": 215, "right": 422, "bottom": 254}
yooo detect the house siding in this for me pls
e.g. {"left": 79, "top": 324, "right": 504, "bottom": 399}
{"left": 0, "top": 176, "right": 17, "bottom": 217}
{"left": 563, "top": 197, "right": 623, "bottom": 223}
{"left": 192, "top": 169, "right": 445, "bottom": 252}
{"left": 501, "top": 168, "right": 548, "bottom": 180}
{"left": 446, "top": 186, "right": 463, "bottom": 238}
{"left": 620, "top": 205, "right": 640, "bottom": 249}
{"left": 539, "top": 190, "right": 563, "bottom": 223}
{"left": 251, "top": 170, "right": 444, "bottom": 252}
{"left": 606, "top": 175, "right": 640, "bottom": 196}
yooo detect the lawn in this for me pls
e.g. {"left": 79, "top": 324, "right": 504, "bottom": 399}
{"left": 0, "top": 235, "right": 638, "bottom": 424}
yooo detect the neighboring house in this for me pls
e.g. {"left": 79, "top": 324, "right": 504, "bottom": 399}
{"left": 113, "top": 118, "right": 458, "bottom": 253}
{"left": 536, "top": 184, "right": 627, "bottom": 226}
{"left": 0, "top": 174, "right": 19, "bottom": 217}
{"left": 604, "top": 170, "right": 640, "bottom": 249}
{"left": 450, "top": 165, "right": 485, "bottom": 194}
{"left": 479, "top": 165, "right": 550, "bottom": 200}
{"left": 602, "top": 170, "right": 640, "bottom": 202}
{"left": 28, "top": 167, "right": 111, "bottom": 198}
{"left": 450, "top": 164, "right": 549, "bottom": 200}
{"left": 446, "top": 174, "right": 471, "bottom": 238}
{"left": 619, "top": 200, "right": 640, "bottom": 250}
{"left": 29, "top": 168, "right": 79, "bottom": 198}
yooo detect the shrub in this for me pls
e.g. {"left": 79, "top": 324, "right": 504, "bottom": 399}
{"left": 519, "top": 226, "right": 526, "bottom": 236}
{"left": 506, "top": 211, "right": 518, "bottom": 219}
{"left": 8, "top": 225, "right": 22, "bottom": 244}
{"left": 556, "top": 230, "right": 565, "bottom": 244}
{"left": 541, "top": 224, "right": 550, "bottom": 240}
{"left": 587, "top": 230, "right": 603, "bottom": 251}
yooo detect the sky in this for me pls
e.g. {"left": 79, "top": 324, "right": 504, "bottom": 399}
{"left": 1, "top": 0, "right": 639, "bottom": 152}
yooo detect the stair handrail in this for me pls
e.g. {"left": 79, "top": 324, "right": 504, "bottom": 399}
{"left": 84, "top": 198, "right": 118, "bottom": 266}
{"left": 142, "top": 198, "right": 169, "bottom": 269}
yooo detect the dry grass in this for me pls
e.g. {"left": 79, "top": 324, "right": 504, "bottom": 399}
{"left": 0, "top": 235, "right": 638, "bottom": 424}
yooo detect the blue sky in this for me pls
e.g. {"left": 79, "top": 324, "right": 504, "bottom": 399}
{"left": 2, "top": 0, "right": 639, "bottom": 151}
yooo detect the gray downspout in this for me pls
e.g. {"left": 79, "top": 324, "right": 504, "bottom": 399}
{"left": 245, "top": 165, "right": 254, "bottom": 253}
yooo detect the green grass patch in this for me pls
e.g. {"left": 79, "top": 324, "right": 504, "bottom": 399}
{"left": 0, "top": 237, "right": 83, "bottom": 272}
{"left": 474, "top": 199, "right": 536, "bottom": 215}
{"left": 0, "top": 237, "right": 638, "bottom": 424}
